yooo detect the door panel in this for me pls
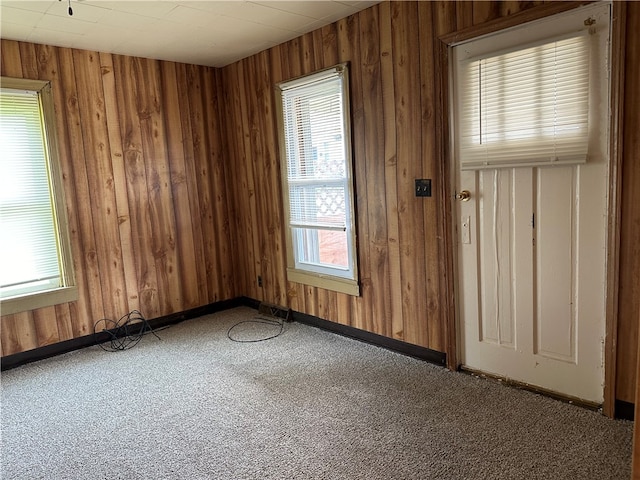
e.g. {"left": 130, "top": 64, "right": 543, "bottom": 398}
{"left": 458, "top": 162, "right": 606, "bottom": 403}
{"left": 535, "top": 166, "right": 576, "bottom": 363}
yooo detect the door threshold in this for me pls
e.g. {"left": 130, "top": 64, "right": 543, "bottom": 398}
{"left": 459, "top": 365, "right": 602, "bottom": 412}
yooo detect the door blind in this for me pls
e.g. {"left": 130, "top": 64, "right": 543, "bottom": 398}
{"left": 457, "top": 34, "right": 590, "bottom": 170}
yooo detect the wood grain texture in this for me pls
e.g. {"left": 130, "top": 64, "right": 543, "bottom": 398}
{"left": 604, "top": 0, "right": 628, "bottom": 418}
{"left": 616, "top": 1, "right": 640, "bottom": 404}
{"left": 1, "top": 40, "right": 236, "bottom": 353}
{"left": 2, "top": 1, "right": 639, "bottom": 416}
{"left": 218, "top": 0, "right": 640, "bottom": 370}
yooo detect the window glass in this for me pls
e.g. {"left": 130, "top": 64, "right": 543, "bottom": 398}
{"left": 0, "top": 78, "right": 76, "bottom": 313}
{"left": 277, "top": 65, "right": 359, "bottom": 296}
{"left": 0, "top": 88, "right": 61, "bottom": 298}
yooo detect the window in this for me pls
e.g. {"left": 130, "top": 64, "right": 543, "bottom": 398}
{"left": 0, "top": 77, "right": 76, "bottom": 315}
{"left": 454, "top": 22, "right": 594, "bottom": 170}
{"left": 276, "top": 64, "right": 359, "bottom": 296}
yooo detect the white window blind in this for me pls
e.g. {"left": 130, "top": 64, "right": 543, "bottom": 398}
{"left": 281, "top": 73, "right": 347, "bottom": 232}
{"left": 277, "top": 65, "right": 359, "bottom": 294}
{"left": 0, "top": 88, "right": 62, "bottom": 298}
{"left": 457, "top": 34, "right": 590, "bottom": 170}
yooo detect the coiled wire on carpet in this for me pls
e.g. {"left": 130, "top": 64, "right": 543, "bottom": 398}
{"left": 93, "top": 310, "right": 161, "bottom": 352}
{"left": 227, "top": 304, "right": 290, "bottom": 343}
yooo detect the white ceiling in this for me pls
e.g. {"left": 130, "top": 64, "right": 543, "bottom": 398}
{"left": 0, "top": 0, "right": 380, "bottom": 67}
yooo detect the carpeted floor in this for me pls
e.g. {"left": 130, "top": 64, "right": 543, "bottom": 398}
{"left": 1, "top": 307, "right": 633, "bottom": 479}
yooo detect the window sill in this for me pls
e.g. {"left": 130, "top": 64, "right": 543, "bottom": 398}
{"left": 287, "top": 268, "right": 360, "bottom": 296}
{"left": 0, "top": 286, "right": 78, "bottom": 316}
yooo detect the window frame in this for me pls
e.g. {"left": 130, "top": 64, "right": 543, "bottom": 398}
{"left": 276, "top": 64, "right": 360, "bottom": 296}
{"left": 0, "top": 77, "right": 77, "bottom": 315}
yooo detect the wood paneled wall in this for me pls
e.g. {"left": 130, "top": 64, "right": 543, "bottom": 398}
{"left": 1, "top": 1, "right": 639, "bottom": 416}
{"left": 220, "top": 1, "right": 554, "bottom": 353}
{"left": 0, "top": 40, "right": 235, "bottom": 356}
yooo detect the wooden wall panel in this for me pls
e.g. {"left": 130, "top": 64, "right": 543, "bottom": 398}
{"left": 219, "top": 0, "right": 640, "bottom": 404}
{"left": 220, "top": 1, "right": 559, "bottom": 353}
{"left": 617, "top": 1, "right": 640, "bottom": 404}
{"left": 0, "top": 40, "right": 236, "bottom": 354}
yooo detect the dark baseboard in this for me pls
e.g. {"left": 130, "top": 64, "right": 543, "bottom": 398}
{"left": 1, "top": 297, "right": 244, "bottom": 371}
{"left": 615, "top": 400, "right": 635, "bottom": 421}
{"left": 6, "top": 297, "right": 626, "bottom": 416}
{"left": 240, "top": 296, "right": 446, "bottom": 365}
{"left": 288, "top": 308, "right": 447, "bottom": 367}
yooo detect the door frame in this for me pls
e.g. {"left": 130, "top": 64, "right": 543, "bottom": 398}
{"left": 435, "top": 1, "right": 627, "bottom": 417}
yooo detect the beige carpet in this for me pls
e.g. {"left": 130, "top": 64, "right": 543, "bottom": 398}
{"left": 1, "top": 307, "right": 632, "bottom": 479}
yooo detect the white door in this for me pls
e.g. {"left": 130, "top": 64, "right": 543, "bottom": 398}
{"left": 453, "top": 4, "right": 611, "bottom": 404}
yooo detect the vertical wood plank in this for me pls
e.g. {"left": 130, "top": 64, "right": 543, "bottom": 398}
{"left": 113, "top": 54, "right": 161, "bottom": 318}
{"left": 254, "top": 50, "right": 287, "bottom": 307}
{"left": 221, "top": 64, "right": 250, "bottom": 298}
{"left": 188, "top": 65, "right": 223, "bottom": 304}
{"left": 1, "top": 40, "right": 24, "bottom": 77}
{"left": 378, "top": 1, "right": 403, "bottom": 340}
{"left": 73, "top": 49, "right": 127, "bottom": 321}
{"left": 18, "top": 42, "right": 38, "bottom": 79}
{"left": 159, "top": 61, "right": 201, "bottom": 309}
{"left": 473, "top": 1, "right": 502, "bottom": 25}
{"left": 455, "top": 1, "right": 474, "bottom": 30}
{"left": 360, "top": 4, "right": 391, "bottom": 338}
{"left": 1, "top": 315, "right": 20, "bottom": 356}
{"left": 418, "top": 2, "right": 444, "bottom": 352}
{"left": 10, "top": 312, "right": 38, "bottom": 354}
{"left": 56, "top": 46, "right": 97, "bottom": 337}
{"left": 54, "top": 303, "right": 74, "bottom": 342}
{"left": 245, "top": 54, "right": 270, "bottom": 306}
{"left": 138, "top": 58, "right": 182, "bottom": 314}
{"left": 235, "top": 60, "right": 263, "bottom": 302}
{"left": 32, "top": 306, "right": 60, "bottom": 347}
{"left": 99, "top": 52, "right": 140, "bottom": 314}
{"left": 175, "top": 63, "right": 209, "bottom": 305}
{"left": 203, "top": 66, "right": 234, "bottom": 301}
{"left": 391, "top": 1, "right": 428, "bottom": 347}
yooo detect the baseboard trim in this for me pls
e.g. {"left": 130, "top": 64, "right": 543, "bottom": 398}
{"left": 285, "top": 307, "right": 447, "bottom": 367}
{"left": 1, "top": 297, "right": 244, "bottom": 371}
{"left": 615, "top": 400, "right": 635, "bottom": 420}
{"left": 5, "top": 297, "right": 630, "bottom": 418}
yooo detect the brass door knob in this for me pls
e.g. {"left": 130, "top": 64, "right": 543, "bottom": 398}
{"left": 455, "top": 190, "right": 471, "bottom": 202}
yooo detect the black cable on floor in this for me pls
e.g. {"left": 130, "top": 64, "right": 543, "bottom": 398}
{"left": 93, "top": 310, "right": 161, "bottom": 352}
{"left": 227, "top": 315, "right": 285, "bottom": 343}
